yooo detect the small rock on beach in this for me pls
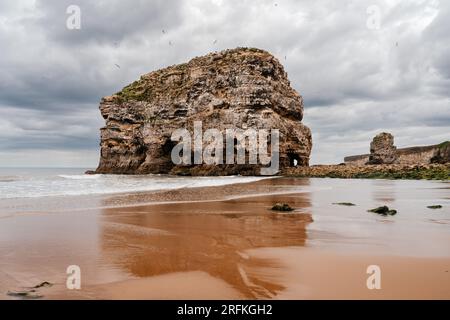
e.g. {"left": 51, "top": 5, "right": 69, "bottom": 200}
{"left": 368, "top": 206, "right": 397, "bottom": 216}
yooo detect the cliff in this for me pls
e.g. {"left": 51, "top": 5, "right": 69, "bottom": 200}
{"left": 345, "top": 138, "right": 450, "bottom": 166}
{"left": 94, "top": 47, "right": 312, "bottom": 175}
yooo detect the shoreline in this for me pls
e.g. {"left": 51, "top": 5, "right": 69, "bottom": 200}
{"left": 88, "top": 163, "right": 450, "bottom": 181}
{"left": 6, "top": 171, "right": 447, "bottom": 219}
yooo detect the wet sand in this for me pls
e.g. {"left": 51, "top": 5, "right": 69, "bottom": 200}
{"left": 0, "top": 178, "right": 449, "bottom": 299}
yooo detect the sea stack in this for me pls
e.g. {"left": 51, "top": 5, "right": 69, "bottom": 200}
{"left": 367, "top": 132, "right": 397, "bottom": 164}
{"left": 94, "top": 47, "right": 312, "bottom": 175}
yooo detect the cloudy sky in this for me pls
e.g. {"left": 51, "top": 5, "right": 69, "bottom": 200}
{"left": 0, "top": 0, "right": 449, "bottom": 167}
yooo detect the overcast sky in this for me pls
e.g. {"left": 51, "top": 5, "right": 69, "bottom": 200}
{"left": 0, "top": 0, "right": 449, "bottom": 167}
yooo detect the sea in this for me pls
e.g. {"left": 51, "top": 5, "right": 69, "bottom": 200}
{"left": 0, "top": 167, "right": 270, "bottom": 214}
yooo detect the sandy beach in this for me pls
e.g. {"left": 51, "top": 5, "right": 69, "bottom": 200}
{"left": 0, "top": 177, "right": 449, "bottom": 299}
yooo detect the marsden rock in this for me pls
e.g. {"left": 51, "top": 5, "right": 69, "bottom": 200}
{"left": 367, "top": 132, "right": 397, "bottom": 165}
{"left": 94, "top": 47, "right": 312, "bottom": 175}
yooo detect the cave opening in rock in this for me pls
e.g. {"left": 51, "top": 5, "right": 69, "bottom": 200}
{"left": 162, "top": 139, "right": 177, "bottom": 156}
{"left": 288, "top": 152, "right": 300, "bottom": 167}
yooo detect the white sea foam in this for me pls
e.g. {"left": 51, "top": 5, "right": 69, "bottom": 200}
{"left": 58, "top": 174, "right": 101, "bottom": 180}
{"left": 0, "top": 169, "right": 272, "bottom": 199}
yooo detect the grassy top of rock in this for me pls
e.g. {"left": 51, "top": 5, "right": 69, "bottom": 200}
{"left": 438, "top": 141, "right": 450, "bottom": 149}
{"left": 113, "top": 47, "right": 282, "bottom": 103}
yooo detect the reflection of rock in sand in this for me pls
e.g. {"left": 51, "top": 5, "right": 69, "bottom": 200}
{"left": 94, "top": 271, "right": 245, "bottom": 300}
{"left": 99, "top": 191, "right": 312, "bottom": 299}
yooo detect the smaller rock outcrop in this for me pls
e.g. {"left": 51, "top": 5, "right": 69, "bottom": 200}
{"left": 367, "top": 133, "right": 397, "bottom": 164}
{"left": 345, "top": 135, "right": 449, "bottom": 166}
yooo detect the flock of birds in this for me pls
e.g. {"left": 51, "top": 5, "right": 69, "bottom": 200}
{"left": 111, "top": 2, "right": 284, "bottom": 69}
{"left": 111, "top": 2, "right": 398, "bottom": 70}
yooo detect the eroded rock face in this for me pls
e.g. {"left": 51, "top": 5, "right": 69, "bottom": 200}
{"left": 431, "top": 142, "right": 450, "bottom": 164}
{"left": 367, "top": 132, "right": 397, "bottom": 164}
{"left": 95, "top": 47, "right": 312, "bottom": 175}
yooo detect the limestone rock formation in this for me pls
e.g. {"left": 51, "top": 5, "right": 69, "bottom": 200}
{"left": 430, "top": 142, "right": 450, "bottom": 164}
{"left": 367, "top": 132, "right": 397, "bottom": 164}
{"left": 94, "top": 47, "right": 312, "bottom": 175}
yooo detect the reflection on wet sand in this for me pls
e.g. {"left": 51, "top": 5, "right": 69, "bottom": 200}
{"left": 371, "top": 180, "right": 396, "bottom": 203}
{"left": 2, "top": 177, "right": 449, "bottom": 299}
{"left": 99, "top": 191, "right": 312, "bottom": 298}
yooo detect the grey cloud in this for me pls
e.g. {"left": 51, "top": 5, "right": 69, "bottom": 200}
{"left": 0, "top": 0, "right": 448, "bottom": 166}
{"left": 33, "top": 0, "right": 183, "bottom": 46}
{"left": 0, "top": 106, "right": 102, "bottom": 151}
